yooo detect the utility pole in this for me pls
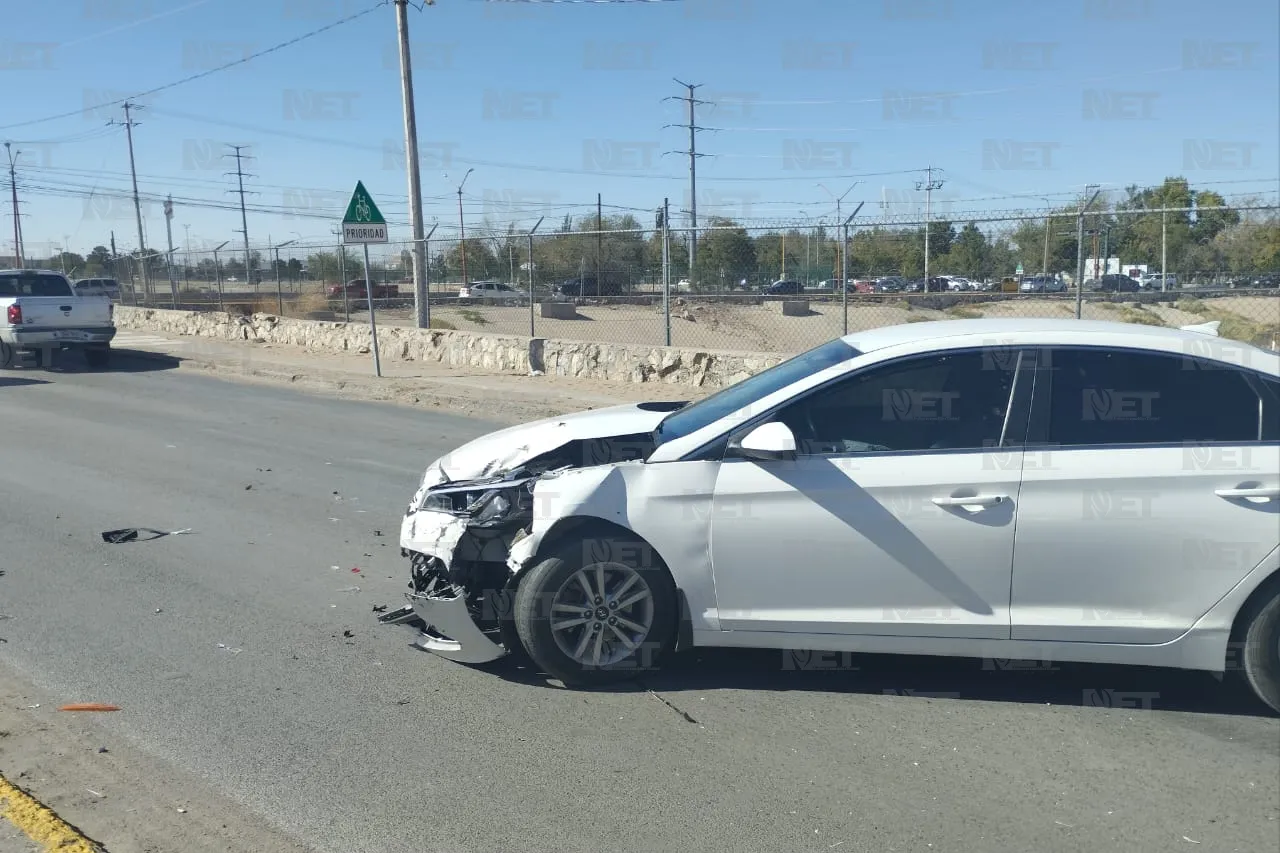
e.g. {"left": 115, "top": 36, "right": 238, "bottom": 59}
{"left": 595, "top": 193, "right": 602, "bottom": 298}
{"left": 108, "top": 103, "right": 149, "bottom": 299}
{"left": 1161, "top": 207, "right": 1168, "bottom": 292}
{"left": 527, "top": 215, "right": 543, "bottom": 337}
{"left": 455, "top": 167, "right": 473, "bottom": 287}
{"left": 392, "top": 0, "right": 430, "bottom": 329}
{"left": 916, "top": 166, "right": 944, "bottom": 288}
{"left": 1075, "top": 184, "right": 1101, "bottom": 318}
{"left": 4, "top": 142, "right": 22, "bottom": 267}
{"left": 661, "top": 197, "right": 671, "bottom": 346}
{"left": 664, "top": 80, "right": 711, "bottom": 287}
{"left": 841, "top": 202, "right": 863, "bottom": 335}
{"left": 819, "top": 182, "right": 861, "bottom": 286}
{"left": 225, "top": 145, "right": 255, "bottom": 291}
{"left": 163, "top": 196, "right": 177, "bottom": 307}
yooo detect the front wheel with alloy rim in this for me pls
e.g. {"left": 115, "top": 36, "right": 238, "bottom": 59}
{"left": 513, "top": 534, "right": 677, "bottom": 686}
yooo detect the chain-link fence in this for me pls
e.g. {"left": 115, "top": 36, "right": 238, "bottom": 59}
{"left": 95, "top": 203, "right": 1280, "bottom": 354}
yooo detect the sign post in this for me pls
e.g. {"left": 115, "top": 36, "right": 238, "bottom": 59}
{"left": 341, "top": 181, "right": 389, "bottom": 377}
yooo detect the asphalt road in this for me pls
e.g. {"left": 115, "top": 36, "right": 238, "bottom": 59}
{"left": 1, "top": 355, "right": 1278, "bottom": 853}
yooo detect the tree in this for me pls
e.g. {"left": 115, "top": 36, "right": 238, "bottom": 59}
{"left": 946, "top": 222, "right": 987, "bottom": 278}
{"left": 444, "top": 238, "right": 499, "bottom": 282}
{"left": 693, "top": 217, "right": 756, "bottom": 289}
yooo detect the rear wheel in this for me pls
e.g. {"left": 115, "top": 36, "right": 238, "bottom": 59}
{"left": 84, "top": 345, "right": 111, "bottom": 369}
{"left": 0, "top": 341, "right": 12, "bottom": 369}
{"left": 513, "top": 533, "right": 677, "bottom": 686}
{"left": 1236, "top": 585, "right": 1280, "bottom": 715}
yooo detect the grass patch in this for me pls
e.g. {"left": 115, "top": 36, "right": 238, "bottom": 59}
{"left": 1095, "top": 301, "right": 1119, "bottom": 311}
{"left": 1174, "top": 297, "right": 1207, "bottom": 314}
{"left": 1113, "top": 305, "right": 1167, "bottom": 327}
{"left": 896, "top": 300, "right": 913, "bottom": 312}
{"left": 457, "top": 308, "right": 488, "bottom": 325}
{"left": 904, "top": 314, "right": 934, "bottom": 322}
{"left": 945, "top": 304, "right": 983, "bottom": 319}
{"left": 430, "top": 317, "right": 457, "bottom": 330}
{"left": 1170, "top": 296, "right": 1278, "bottom": 348}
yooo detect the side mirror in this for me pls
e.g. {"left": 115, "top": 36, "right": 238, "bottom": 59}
{"left": 729, "top": 421, "right": 797, "bottom": 462}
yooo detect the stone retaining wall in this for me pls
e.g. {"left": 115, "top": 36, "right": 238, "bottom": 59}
{"left": 114, "top": 307, "right": 786, "bottom": 389}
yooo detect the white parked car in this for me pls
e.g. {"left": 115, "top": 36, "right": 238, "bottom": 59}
{"left": 381, "top": 318, "right": 1280, "bottom": 712}
{"left": 457, "top": 281, "right": 528, "bottom": 303}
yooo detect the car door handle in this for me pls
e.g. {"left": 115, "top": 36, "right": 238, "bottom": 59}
{"left": 59, "top": 305, "right": 72, "bottom": 312}
{"left": 932, "top": 494, "right": 1007, "bottom": 510}
{"left": 1215, "top": 486, "right": 1280, "bottom": 501}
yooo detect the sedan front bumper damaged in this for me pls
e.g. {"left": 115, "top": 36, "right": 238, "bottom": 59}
{"left": 377, "top": 590, "right": 508, "bottom": 664}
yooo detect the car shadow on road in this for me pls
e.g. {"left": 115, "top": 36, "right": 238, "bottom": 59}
{"left": 8, "top": 349, "right": 183, "bottom": 374}
{"left": 488, "top": 647, "right": 1274, "bottom": 718}
{"left": 0, "top": 376, "right": 50, "bottom": 388}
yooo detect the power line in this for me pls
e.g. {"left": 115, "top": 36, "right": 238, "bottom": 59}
{"left": 0, "top": 1, "right": 389, "bottom": 133}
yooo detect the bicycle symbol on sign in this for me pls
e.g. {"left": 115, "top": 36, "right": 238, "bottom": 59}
{"left": 354, "top": 196, "right": 372, "bottom": 222}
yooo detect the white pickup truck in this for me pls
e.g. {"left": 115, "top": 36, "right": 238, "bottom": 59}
{"left": 1, "top": 268, "right": 116, "bottom": 368}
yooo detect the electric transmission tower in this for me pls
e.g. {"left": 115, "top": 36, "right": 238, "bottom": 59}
{"left": 224, "top": 145, "right": 256, "bottom": 285}
{"left": 663, "top": 79, "right": 713, "bottom": 284}
{"left": 915, "top": 166, "right": 945, "bottom": 285}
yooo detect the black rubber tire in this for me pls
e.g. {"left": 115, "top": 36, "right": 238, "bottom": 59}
{"left": 1237, "top": 587, "right": 1280, "bottom": 715}
{"left": 83, "top": 346, "right": 110, "bottom": 369}
{"left": 0, "top": 341, "right": 13, "bottom": 369}
{"left": 513, "top": 533, "right": 677, "bottom": 687}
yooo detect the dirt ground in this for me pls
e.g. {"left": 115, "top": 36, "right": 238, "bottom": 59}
{"left": 348, "top": 294, "right": 1280, "bottom": 354}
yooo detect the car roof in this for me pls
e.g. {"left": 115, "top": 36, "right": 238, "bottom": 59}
{"left": 839, "top": 317, "right": 1280, "bottom": 371}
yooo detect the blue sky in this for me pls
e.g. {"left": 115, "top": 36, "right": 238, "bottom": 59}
{"left": 3, "top": 0, "right": 1277, "bottom": 260}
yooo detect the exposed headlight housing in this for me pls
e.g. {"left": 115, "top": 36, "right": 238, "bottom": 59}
{"left": 417, "top": 477, "right": 535, "bottom": 527}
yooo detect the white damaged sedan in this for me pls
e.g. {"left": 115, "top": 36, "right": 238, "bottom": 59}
{"left": 380, "top": 318, "right": 1280, "bottom": 713}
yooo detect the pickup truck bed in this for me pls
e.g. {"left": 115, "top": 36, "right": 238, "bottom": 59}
{"left": 1, "top": 269, "right": 116, "bottom": 368}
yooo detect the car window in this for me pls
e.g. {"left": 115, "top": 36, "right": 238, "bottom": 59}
{"left": 0, "top": 272, "right": 74, "bottom": 297}
{"left": 1043, "top": 347, "right": 1264, "bottom": 445}
{"left": 773, "top": 349, "right": 1022, "bottom": 455}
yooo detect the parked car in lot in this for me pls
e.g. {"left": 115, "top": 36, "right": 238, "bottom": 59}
{"left": 1019, "top": 275, "right": 1067, "bottom": 293}
{"left": 762, "top": 279, "right": 803, "bottom": 295}
{"left": 457, "top": 281, "right": 528, "bottom": 303}
{"left": 874, "top": 276, "right": 906, "bottom": 293}
{"left": 1, "top": 269, "right": 116, "bottom": 368}
{"left": 556, "top": 276, "right": 624, "bottom": 298}
{"left": 1094, "top": 273, "right": 1142, "bottom": 292}
{"left": 380, "top": 317, "right": 1280, "bottom": 713}
{"left": 73, "top": 277, "right": 122, "bottom": 300}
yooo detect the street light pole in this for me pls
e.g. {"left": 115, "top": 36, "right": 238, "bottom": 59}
{"left": 456, "top": 168, "right": 474, "bottom": 287}
{"left": 527, "top": 215, "right": 544, "bottom": 336}
{"left": 841, "top": 202, "right": 863, "bottom": 335}
{"left": 1076, "top": 184, "right": 1101, "bottom": 319}
{"left": 819, "top": 181, "right": 861, "bottom": 286}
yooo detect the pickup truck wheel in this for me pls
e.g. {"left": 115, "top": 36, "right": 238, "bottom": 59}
{"left": 0, "top": 341, "right": 12, "bottom": 369}
{"left": 84, "top": 345, "right": 111, "bottom": 369}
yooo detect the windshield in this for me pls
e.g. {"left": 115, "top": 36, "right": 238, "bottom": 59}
{"left": 653, "top": 337, "right": 860, "bottom": 447}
